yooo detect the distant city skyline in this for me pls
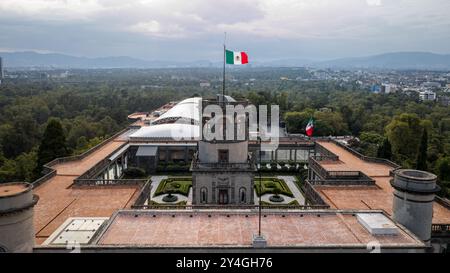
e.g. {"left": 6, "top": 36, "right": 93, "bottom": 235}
{"left": 0, "top": 0, "right": 449, "bottom": 62}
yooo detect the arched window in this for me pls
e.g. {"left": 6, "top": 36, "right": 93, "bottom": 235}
{"left": 200, "top": 187, "right": 208, "bottom": 204}
{"left": 239, "top": 187, "right": 246, "bottom": 204}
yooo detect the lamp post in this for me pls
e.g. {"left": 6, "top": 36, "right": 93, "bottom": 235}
{"left": 252, "top": 136, "right": 266, "bottom": 248}
{"left": 258, "top": 136, "right": 262, "bottom": 237}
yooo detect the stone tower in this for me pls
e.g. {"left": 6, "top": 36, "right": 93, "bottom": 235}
{"left": 391, "top": 169, "right": 440, "bottom": 242}
{"left": 191, "top": 95, "right": 255, "bottom": 205}
{"left": 0, "top": 182, "right": 39, "bottom": 252}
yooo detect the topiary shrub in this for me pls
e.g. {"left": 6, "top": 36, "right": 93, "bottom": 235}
{"left": 123, "top": 167, "right": 146, "bottom": 178}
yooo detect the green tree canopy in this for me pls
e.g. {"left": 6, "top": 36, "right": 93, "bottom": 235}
{"left": 416, "top": 128, "right": 428, "bottom": 171}
{"left": 35, "top": 119, "right": 68, "bottom": 176}
{"left": 386, "top": 113, "right": 423, "bottom": 166}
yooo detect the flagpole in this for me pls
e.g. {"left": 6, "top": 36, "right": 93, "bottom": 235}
{"left": 222, "top": 32, "right": 226, "bottom": 102}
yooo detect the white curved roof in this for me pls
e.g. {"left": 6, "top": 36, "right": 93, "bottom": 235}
{"left": 129, "top": 123, "right": 199, "bottom": 140}
{"left": 152, "top": 97, "right": 201, "bottom": 125}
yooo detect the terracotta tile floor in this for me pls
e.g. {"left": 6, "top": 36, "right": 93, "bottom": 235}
{"left": 53, "top": 140, "right": 125, "bottom": 176}
{"left": 33, "top": 137, "right": 140, "bottom": 243}
{"left": 315, "top": 141, "right": 450, "bottom": 224}
{"left": 98, "top": 211, "right": 422, "bottom": 247}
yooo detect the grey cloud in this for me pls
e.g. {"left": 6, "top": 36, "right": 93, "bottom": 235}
{"left": 0, "top": 0, "right": 449, "bottom": 61}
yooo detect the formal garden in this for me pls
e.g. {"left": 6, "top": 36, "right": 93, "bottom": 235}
{"left": 254, "top": 177, "right": 294, "bottom": 197}
{"left": 154, "top": 177, "right": 192, "bottom": 197}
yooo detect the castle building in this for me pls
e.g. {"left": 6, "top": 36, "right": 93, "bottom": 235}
{"left": 191, "top": 95, "right": 255, "bottom": 205}
{"left": 1, "top": 95, "right": 449, "bottom": 253}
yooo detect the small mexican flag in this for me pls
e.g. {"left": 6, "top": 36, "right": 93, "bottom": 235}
{"left": 226, "top": 49, "right": 248, "bottom": 65}
{"left": 306, "top": 118, "right": 314, "bottom": 137}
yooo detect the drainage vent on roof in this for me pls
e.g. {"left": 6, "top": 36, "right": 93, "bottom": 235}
{"left": 356, "top": 213, "right": 398, "bottom": 235}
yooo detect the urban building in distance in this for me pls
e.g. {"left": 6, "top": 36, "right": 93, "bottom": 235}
{"left": 419, "top": 90, "right": 437, "bottom": 101}
{"left": 1, "top": 94, "right": 449, "bottom": 253}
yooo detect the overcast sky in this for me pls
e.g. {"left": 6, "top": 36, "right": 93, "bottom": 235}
{"left": 0, "top": 0, "right": 449, "bottom": 61}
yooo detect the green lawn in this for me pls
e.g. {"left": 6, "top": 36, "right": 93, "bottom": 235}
{"left": 254, "top": 177, "right": 294, "bottom": 197}
{"left": 154, "top": 177, "right": 192, "bottom": 197}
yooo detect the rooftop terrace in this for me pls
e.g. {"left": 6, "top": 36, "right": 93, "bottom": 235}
{"left": 33, "top": 134, "right": 140, "bottom": 244}
{"left": 315, "top": 141, "right": 450, "bottom": 224}
{"left": 95, "top": 210, "right": 424, "bottom": 250}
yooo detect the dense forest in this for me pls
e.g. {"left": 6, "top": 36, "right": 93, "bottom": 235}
{"left": 0, "top": 68, "right": 449, "bottom": 198}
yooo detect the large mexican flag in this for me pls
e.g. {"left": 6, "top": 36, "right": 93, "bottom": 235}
{"left": 306, "top": 118, "right": 314, "bottom": 137}
{"left": 226, "top": 49, "right": 248, "bottom": 65}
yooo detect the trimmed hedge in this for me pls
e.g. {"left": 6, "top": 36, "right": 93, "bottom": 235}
{"left": 154, "top": 177, "right": 192, "bottom": 197}
{"left": 254, "top": 177, "right": 294, "bottom": 197}
{"left": 260, "top": 200, "right": 300, "bottom": 206}
{"left": 123, "top": 167, "right": 146, "bottom": 178}
{"left": 257, "top": 162, "right": 308, "bottom": 173}
{"left": 148, "top": 200, "right": 187, "bottom": 207}
{"left": 156, "top": 161, "right": 190, "bottom": 172}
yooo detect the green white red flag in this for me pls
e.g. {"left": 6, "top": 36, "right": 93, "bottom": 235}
{"left": 306, "top": 118, "right": 314, "bottom": 137}
{"left": 226, "top": 49, "right": 248, "bottom": 65}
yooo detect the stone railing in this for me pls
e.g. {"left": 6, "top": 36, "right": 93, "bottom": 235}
{"left": 32, "top": 168, "right": 56, "bottom": 188}
{"left": 431, "top": 224, "right": 450, "bottom": 234}
{"left": 32, "top": 128, "right": 130, "bottom": 188}
{"left": 131, "top": 204, "right": 329, "bottom": 210}
{"left": 301, "top": 180, "right": 330, "bottom": 207}
{"left": 435, "top": 196, "right": 450, "bottom": 210}
{"left": 74, "top": 141, "right": 129, "bottom": 182}
{"left": 43, "top": 128, "right": 129, "bottom": 168}
{"left": 308, "top": 142, "right": 378, "bottom": 186}
{"left": 314, "top": 142, "right": 339, "bottom": 160}
{"left": 190, "top": 152, "right": 256, "bottom": 171}
{"left": 308, "top": 178, "right": 375, "bottom": 186}
{"left": 319, "top": 137, "right": 401, "bottom": 169}
{"left": 308, "top": 156, "right": 329, "bottom": 179}
{"left": 132, "top": 180, "right": 153, "bottom": 207}
{"left": 73, "top": 178, "right": 148, "bottom": 187}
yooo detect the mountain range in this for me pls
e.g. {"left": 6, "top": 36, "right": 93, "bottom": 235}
{"left": 1, "top": 51, "right": 450, "bottom": 70}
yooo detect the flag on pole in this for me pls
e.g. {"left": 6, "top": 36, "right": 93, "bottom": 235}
{"left": 306, "top": 118, "right": 314, "bottom": 137}
{"left": 226, "top": 50, "right": 248, "bottom": 65}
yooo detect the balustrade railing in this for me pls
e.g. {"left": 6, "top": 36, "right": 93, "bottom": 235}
{"left": 190, "top": 152, "right": 255, "bottom": 171}
{"left": 431, "top": 224, "right": 450, "bottom": 233}
{"left": 73, "top": 179, "right": 148, "bottom": 186}
{"left": 131, "top": 204, "right": 329, "bottom": 210}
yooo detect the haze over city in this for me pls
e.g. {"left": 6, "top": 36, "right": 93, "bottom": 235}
{"left": 1, "top": 0, "right": 450, "bottom": 62}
